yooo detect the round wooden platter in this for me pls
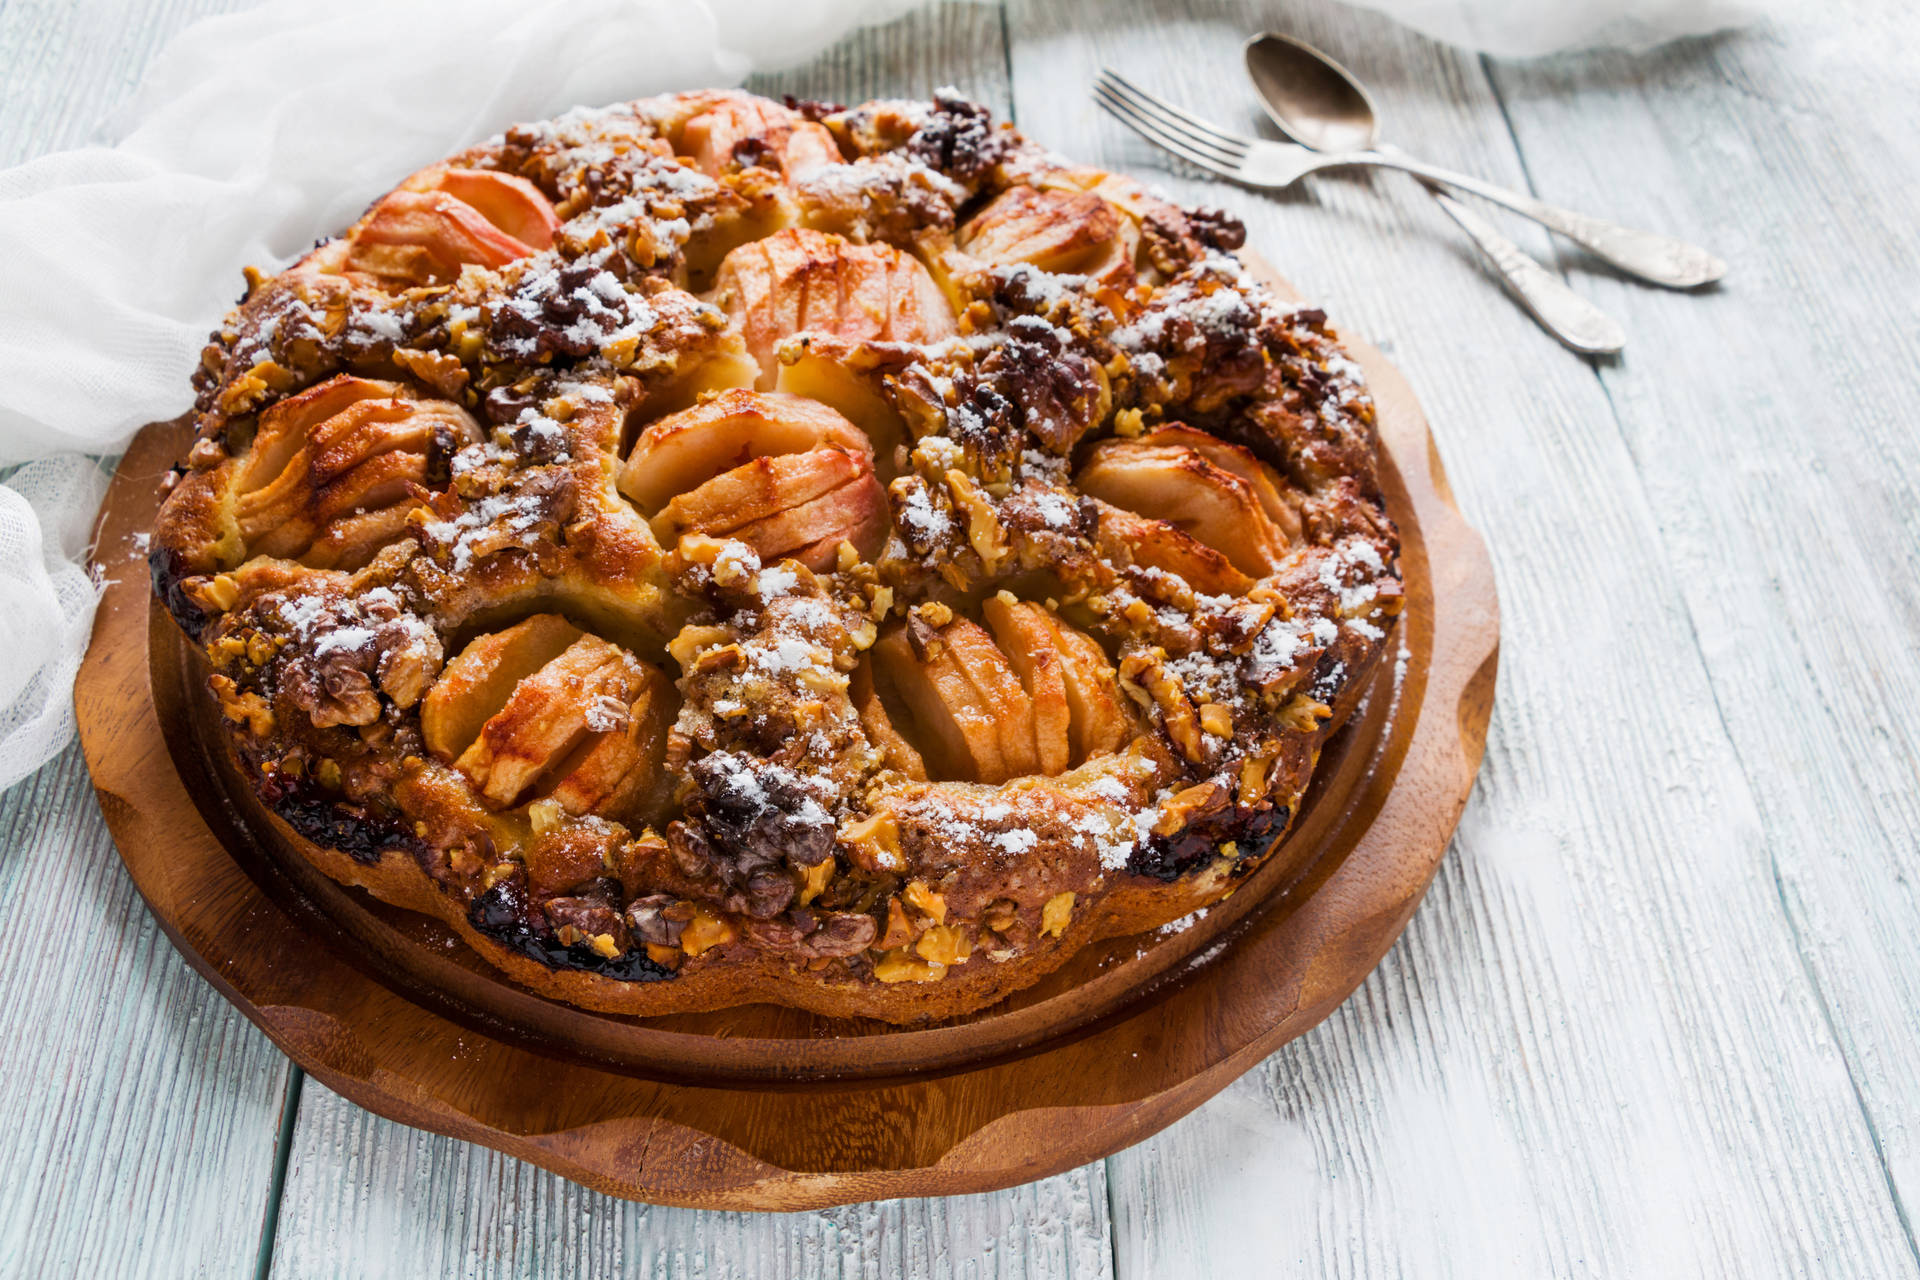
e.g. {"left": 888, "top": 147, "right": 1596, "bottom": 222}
{"left": 76, "top": 260, "right": 1497, "bottom": 1210}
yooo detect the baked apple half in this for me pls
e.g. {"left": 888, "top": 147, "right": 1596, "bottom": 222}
{"left": 771, "top": 334, "right": 911, "bottom": 465}
{"left": 849, "top": 657, "right": 928, "bottom": 781}
{"left": 709, "top": 227, "right": 957, "bottom": 387}
{"left": 1078, "top": 426, "right": 1300, "bottom": 590}
{"left": 619, "top": 389, "right": 888, "bottom": 570}
{"left": 422, "top": 613, "right": 674, "bottom": 825}
{"left": 343, "top": 165, "right": 559, "bottom": 285}
{"left": 867, "top": 602, "right": 1132, "bottom": 783}
{"left": 680, "top": 92, "right": 843, "bottom": 180}
{"left": 956, "top": 185, "right": 1138, "bottom": 286}
{"left": 230, "top": 374, "right": 479, "bottom": 570}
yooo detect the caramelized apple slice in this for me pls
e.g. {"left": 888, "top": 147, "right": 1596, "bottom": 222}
{"left": 710, "top": 228, "right": 957, "bottom": 387}
{"left": 873, "top": 627, "right": 1005, "bottom": 782}
{"left": 983, "top": 597, "right": 1071, "bottom": 775}
{"left": 419, "top": 169, "right": 559, "bottom": 251}
{"left": 1044, "top": 615, "right": 1131, "bottom": 761}
{"left": 652, "top": 447, "right": 866, "bottom": 542}
{"left": 1137, "top": 425, "right": 1302, "bottom": 545}
{"left": 347, "top": 194, "right": 530, "bottom": 282}
{"left": 791, "top": 491, "right": 892, "bottom": 570}
{"left": 709, "top": 237, "right": 797, "bottom": 387}
{"left": 726, "top": 465, "right": 890, "bottom": 570}
{"left": 233, "top": 382, "right": 391, "bottom": 542}
{"left": 1079, "top": 433, "right": 1293, "bottom": 579}
{"left": 682, "top": 94, "right": 841, "bottom": 179}
{"left": 310, "top": 450, "right": 427, "bottom": 528}
{"left": 619, "top": 389, "right": 871, "bottom": 512}
{"left": 630, "top": 336, "right": 761, "bottom": 425}
{"left": 773, "top": 339, "right": 908, "bottom": 464}
{"left": 243, "top": 398, "right": 444, "bottom": 553}
{"left": 957, "top": 185, "right": 1136, "bottom": 284}
{"left": 232, "top": 375, "right": 479, "bottom": 569}
{"left": 923, "top": 646, "right": 1009, "bottom": 782}
{"left": 307, "top": 397, "right": 470, "bottom": 485}
{"left": 303, "top": 505, "right": 418, "bottom": 572}
{"left": 234, "top": 469, "right": 319, "bottom": 560}
{"left": 545, "top": 661, "right": 675, "bottom": 823}
{"left": 1094, "top": 505, "right": 1253, "bottom": 597}
{"left": 941, "top": 617, "right": 1039, "bottom": 778}
{"left": 306, "top": 408, "right": 431, "bottom": 488}
{"left": 423, "top": 614, "right": 584, "bottom": 760}
{"left": 652, "top": 448, "right": 887, "bottom": 571}
{"left": 456, "top": 635, "right": 638, "bottom": 808}
{"left": 346, "top": 167, "right": 558, "bottom": 284}
{"left": 851, "top": 658, "right": 928, "bottom": 780}
{"left": 237, "top": 377, "right": 396, "bottom": 496}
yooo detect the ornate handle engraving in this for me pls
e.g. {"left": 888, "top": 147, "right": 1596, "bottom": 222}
{"left": 1428, "top": 187, "right": 1626, "bottom": 355}
{"left": 1368, "top": 148, "right": 1726, "bottom": 289}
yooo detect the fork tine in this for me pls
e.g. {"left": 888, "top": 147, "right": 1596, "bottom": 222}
{"left": 1095, "top": 69, "right": 1251, "bottom": 158}
{"left": 1098, "top": 80, "right": 1244, "bottom": 163}
{"left": 1093, "top": 79, "right": 1249, "bottom": 170}
{"left": 1094, "top": 90, "right": 1241, "bottom": 178}
{"left": 1100, "top": 85, "right": 1251, "bottom": 167}
{"left": 1093, "top": 85, "right": 1242, "bottom": 175}
{"left": 1099, "top": 71, "right": 1251, "bottom": 157}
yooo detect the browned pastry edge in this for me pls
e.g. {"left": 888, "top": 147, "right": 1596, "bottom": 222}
{"left": 147, "top": 89, "right": 1402, "bottom": 1025}
{"left": 237, "top": 619, "right": 1387, "bottom": 1023}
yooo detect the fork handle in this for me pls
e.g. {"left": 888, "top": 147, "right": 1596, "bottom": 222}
{"left": 1425, "top": 185, "right": 1625, "bottom": 355}
{"left": 1365, "top": 146, "right": 1725, "bottom": 289}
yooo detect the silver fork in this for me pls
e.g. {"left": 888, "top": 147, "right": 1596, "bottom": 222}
{"left": 1094, "top": 69, "right": 1725, "bottom": 290}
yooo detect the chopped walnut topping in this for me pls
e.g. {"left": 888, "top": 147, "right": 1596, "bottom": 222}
{"left": 152, "top": 87, "right": 1398, "bottom": 1020}
{"left": 1041, "top": 892, "right": 1075, "bottom": 938}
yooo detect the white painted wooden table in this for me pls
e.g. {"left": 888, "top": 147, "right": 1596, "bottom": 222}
{"left": 5, "top": 0, "right": 1917, "bottom": 1274}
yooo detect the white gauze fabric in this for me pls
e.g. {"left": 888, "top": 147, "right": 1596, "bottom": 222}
{"left": 0, "top": 0, "right": 943, "bottom": 792}
{"left": 1337, "top": 0, "right": 1772, "bottom": 57}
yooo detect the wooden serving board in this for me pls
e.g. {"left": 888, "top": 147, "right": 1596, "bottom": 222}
{"left": 75, "top": 263, "right": 1498, "bottom": 1209}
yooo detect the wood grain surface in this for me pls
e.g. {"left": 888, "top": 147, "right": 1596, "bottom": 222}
{"left": 5, "top": 0, "right": 1919, "bottom": 1275}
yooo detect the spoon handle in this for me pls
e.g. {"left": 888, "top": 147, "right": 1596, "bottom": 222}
{"left": 1364, "top": 147, "right": 1725, "bottom": 289}
{"left": 1425, "top": 185, "right": 1626, "bottom": 355}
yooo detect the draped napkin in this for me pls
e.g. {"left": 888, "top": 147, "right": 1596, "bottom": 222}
{"left": 1342, "top": 0, "right": 1770, "bottom": 57}
{"left": 0, "top": 0, "right": 938, "bottom": 791}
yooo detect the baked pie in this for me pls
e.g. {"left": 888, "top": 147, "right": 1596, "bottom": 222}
{"left": 149, "top": 90, "right": 1401, "bottom": 1023}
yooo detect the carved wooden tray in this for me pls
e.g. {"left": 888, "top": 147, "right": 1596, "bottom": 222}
{"left": 77, "top": 262, "right": 1497, "bottom": 1209}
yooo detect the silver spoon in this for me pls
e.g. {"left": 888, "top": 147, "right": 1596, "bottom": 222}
{"left": 1244, "top": 32, "right": 1627, "bottom": 356}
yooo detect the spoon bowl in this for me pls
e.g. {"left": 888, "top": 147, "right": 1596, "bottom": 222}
{"left": 1238, "top": 31, "right": 1630, "bottom": 354}
{"left": 1243, "top": 33, "right": 1382, "bottom": 153}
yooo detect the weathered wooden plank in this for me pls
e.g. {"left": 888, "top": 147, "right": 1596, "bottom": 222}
{"left": 265, "top": 8, "right": 1112, "bottom": 1277}
{"left": 1002, "top": 0, "right": 1918, "bottom": 1274}
{"left": 0, "top": 745, "right": 295, "bottom": 1275}
{"left": 0, "top": 0, "right": 243, "bottom": 166}
{"left": 13, "top": 0, "right": 1919, "bottom": 1273}
{"left": 1483, "top": 1, "right": 1920, "bottom": 1246}
{"left": 0, "top": 1, "right": 300, "bottom": 1273}
{"left": 746, "top": 0, "right": 1011, "bottom": 111}
{"left": 269, "top": 1077, "right": 1111, "bottom": 1280}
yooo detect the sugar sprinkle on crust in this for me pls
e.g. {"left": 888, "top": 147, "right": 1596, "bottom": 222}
{"left": 151, "top": 90, "right": 1401, "bottom": 1023}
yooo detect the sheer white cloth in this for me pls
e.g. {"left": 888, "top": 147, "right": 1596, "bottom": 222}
{"left": 0, "top": 0, "right": 938, "bottom": 792}
{"left": 1341, "top": 0, "right": 1771, "bottom": 57}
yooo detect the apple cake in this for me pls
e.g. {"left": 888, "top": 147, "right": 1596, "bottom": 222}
{"left": 148, "top": 89, "right": 1401, "bottom": 1023}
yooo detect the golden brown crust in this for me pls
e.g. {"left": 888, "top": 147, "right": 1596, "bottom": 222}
{"left": 150, "top": 89, "right": 1401, "bottom": 1024}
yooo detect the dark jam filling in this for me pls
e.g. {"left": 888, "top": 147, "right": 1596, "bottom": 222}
{"left": 148, "top": 537, "right": 211, "bottom": 641}
{"left": 268, "top": 785, "right": 424, "bottom": 867}
{"left": 467, "top": 879, "right": 676, "bottom": 983}
{"left": 1127, "top": 804, "right": 1290, "bottom": 882}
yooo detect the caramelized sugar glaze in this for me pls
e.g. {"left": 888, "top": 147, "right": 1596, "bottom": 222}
{"left": 149, "top": 91, "right": 1401, "bottom": 1022}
